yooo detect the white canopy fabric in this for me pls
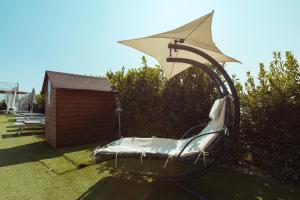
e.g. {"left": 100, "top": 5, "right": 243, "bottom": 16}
{"left": 29, "top": 88, "right": 37, "bottom": 113}
{"left": 119, "top": 11, "right": 239, "bottom": 79}
{"left": 31, "top": 88, "right": 37, "bottom": 104}
{"left": 17, "top": 93, "right": 30, "bottom": 111}
{"left": 4, "top": 92, "right": 13, "bottom": 110}
{"left": 14, "top": 94, "right": 20, "bottom": 111}
{"left": 94, "top": 97, "right": 227, "bottom": 163}
{"left": 4, "top": 91, "right": 17, "bottom": 111}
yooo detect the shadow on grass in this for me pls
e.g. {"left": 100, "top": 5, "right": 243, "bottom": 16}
{"left": 77, "top": 176, "right": 154, "bottom": 200}
{"left": 0, "top": 140, "right": 96, "bottom": 169}
{"left": 6, "top": 125, "right": 44, "bottom": 132}
{"left": 77, "top": 161, "right": 300, "bottom": 200}
{"left": 2, "top": 125, "right": 45, "bottom": 138}
{"left": 77, "top": 163, "right": 154, "bottom": 200}
{"left": 77, "top": 163, "right": 220, "bottom": 200}
{"left": 1, "top": 131, "right": 45, "bottom": 138}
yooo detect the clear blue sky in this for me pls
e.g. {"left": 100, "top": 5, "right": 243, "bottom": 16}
{"left": 0, "top": 0, "right": 299, "bottom": 93}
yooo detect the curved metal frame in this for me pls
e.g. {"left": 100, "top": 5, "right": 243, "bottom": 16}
{"left": 158, "top": 42, "right": 240, "bottom": 181}
{"left": 168, "top": 42, "right": 240, "bottom": 141}
{"left": 165, "top": 57, "right": 228, "bottom": 96}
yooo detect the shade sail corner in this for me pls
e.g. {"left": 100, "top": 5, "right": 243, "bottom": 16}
{"left": 118, "top": 12, "right": 240, "bottom": 78}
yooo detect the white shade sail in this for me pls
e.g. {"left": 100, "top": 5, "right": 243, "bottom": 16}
{"left": 119, "top": 11, "right": 239, "bottom": 79}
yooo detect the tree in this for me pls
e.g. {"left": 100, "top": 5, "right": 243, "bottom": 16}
{"left": 238, "top": 51, "right": 300, "bottom": 182}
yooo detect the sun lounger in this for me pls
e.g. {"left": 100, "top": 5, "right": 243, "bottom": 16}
{"left": 15, "top": 116, "right": 45, "bottom": 122}
{"left": 19, "top": 113, "right": 44, "bottom": 117}
{"left": 13, "top": 119, "right": 45, "bottom": 135}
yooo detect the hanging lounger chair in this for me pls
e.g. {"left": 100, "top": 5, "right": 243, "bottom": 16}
{"left": 93, "top": 11, "right": 240, "bottom": 200}
{"left": 94, "top": 96, "right": 228, "bottom": 164}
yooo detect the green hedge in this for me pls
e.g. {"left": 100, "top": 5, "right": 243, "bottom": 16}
{"left": 107, "top": 59, "right": 217, "bottom": 138}
{"left": 107, "top": 53, "right": 300, "bottom": 182}
{"left": 237, "top": 52, "right": 300, "bottom": 182}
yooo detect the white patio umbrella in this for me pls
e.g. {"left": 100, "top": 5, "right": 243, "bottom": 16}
{"left": 29, "top": 88, "right": 37, "bottom": 113}
{"left": 11, "top": 90, "right": 17, "bottom": 112}
{"left": 4, "top": 91, "right": 14, "bottom": 113}
{"left": 119, "top": 11, "right": 239, "bottom": 79}
{"left": 4, "top": 93, "right": 11, "bottom": 113}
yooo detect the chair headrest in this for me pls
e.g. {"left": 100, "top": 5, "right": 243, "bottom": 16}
{"left": 209, "top": 97, "right": 226, "bottom": 119}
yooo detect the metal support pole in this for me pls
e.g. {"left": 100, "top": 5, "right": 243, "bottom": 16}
{"left": 112, "top": 86, "right": 123, "bottom": 138}
{"left": 117, "top": 109, "right": 122, "bottom": 138}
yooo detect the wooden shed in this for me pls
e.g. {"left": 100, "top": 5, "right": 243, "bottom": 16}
{"left": 42, "top": 71, "right": 116, "bottom": 148}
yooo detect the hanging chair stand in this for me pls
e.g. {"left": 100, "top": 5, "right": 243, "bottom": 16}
{"left": 93, "top": 41, "right": 240, "bottom": 200}
{"left": 125, "top": 41, "right": 240, "bottom": 200}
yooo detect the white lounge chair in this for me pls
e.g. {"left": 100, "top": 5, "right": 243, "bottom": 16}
{"left": 18, "top": 113, "right": 44, "bottom": 117}
{"left": 15, "top": 116, "right": 45, "bottom": 122}
{"left": 13, "top": 119, "right": 45, "bottom": 135}
{"left": 94, "top": 96, "right": 228, "bottom": 166}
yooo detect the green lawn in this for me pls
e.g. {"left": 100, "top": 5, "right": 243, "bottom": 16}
{"left": 0, "top": 114, "right": 299, "bottom": 200}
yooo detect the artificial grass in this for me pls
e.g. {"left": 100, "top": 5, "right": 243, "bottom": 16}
{"left": 40, "top": 150, "right": 93, "bottom": 174}
{"left": 0, "top": 114, "right": 299, "bottom": 200}
{"left": 40, "top": 156, "right": 78, "bottom": 174}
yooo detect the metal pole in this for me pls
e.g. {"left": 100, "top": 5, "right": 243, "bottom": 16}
{"left": 118, "top": 111, "right": 121, "bottom": 138}
{"left": 116, "top": 105, "right": 122, "bottom": 138}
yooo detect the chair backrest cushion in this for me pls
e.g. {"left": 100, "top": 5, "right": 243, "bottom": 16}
{"left": 209, "top": 97, "right": 226, "bottom": 119}
{"left": 180, "top": 96, "right": 228, "bottom": 156}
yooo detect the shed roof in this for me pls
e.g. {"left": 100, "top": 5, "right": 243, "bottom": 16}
{"left": 42, "top": 71, "right": 112, "bottom": 92}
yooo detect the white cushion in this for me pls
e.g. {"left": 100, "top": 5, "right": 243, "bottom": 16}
{"left": 209, "top": 97, "right": 226, "bottom": 119}
{"left": 95, "top": 97, "right": 228, "bottom": 159}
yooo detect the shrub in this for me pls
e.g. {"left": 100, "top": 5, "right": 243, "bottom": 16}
{"left": 106, "top": 57, "right": 217, "bottom": 138}
{"left": 107, "top": 63, "right": 165, "bottom": 137}
{"left": 238, "top": 52, "right": 300, "bottom": 182}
